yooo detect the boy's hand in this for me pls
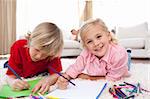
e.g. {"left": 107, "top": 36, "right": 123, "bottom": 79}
{"left": 6, "top": 76, "right": 30, "bottom": 91}
{"left": 11, "top": 79, "right": 30, "bottom": 91}
{"left": 32, "top": 74, "right": 58, "bottom": 94}
{"left": 32, "top": 77, "right": 50, "bottom": 94}
{"left": 56, "top": 73, "right": 69, "bottom": 90}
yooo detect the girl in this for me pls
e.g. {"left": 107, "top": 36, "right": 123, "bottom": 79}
{"left": 5, "top": 22, "right": 64, "bottom": 94}
{"left": 57, "top": 18, "right": 129, "bottom": 90}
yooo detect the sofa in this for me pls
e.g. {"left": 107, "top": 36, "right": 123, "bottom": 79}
{"left": 61, "top": 40, "right": 82, "bottom": 57}
{"left": 60, "top": 29, "right": 82, "bottom": 57}
{"left": 116, "top": 22, "right": 150, "bottom": 58}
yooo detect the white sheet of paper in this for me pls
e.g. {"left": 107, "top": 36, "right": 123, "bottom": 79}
{"left": 46, "top": 79, "right": 108, "bottom": 99}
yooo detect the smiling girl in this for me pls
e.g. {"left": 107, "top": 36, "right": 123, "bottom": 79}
{"left": 57, "top": 18, "right": 129, "bottom": 90}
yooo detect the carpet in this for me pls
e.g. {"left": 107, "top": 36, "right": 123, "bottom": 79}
{"left": 0, "top": 58, "right": 150, "bottom": 98}
{"left": 59, "top": 58, "right": 150, "bottom": 99}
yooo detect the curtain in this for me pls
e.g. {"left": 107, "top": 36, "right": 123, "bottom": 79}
{"left": 79, "top": 0, "right": 93, "bottom": 26}
{"left": 0, "top": 0, "right": 16, "bottom": 55}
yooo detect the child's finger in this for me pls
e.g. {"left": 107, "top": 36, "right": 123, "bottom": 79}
{"left": 18, "top": 80, "right": 30, "bottom": 89}
{"left": 32, "top": 84, "right": 41, "bottom": 93}
{"left": 12, "top": 80, "right": 25, "bottom": 90}
{"left": 38, "top": 83, "right": 47, "bottom": 93}
{"left": 23, "top": 81, "right": 30, "bottom": 88}
{"left": 58, "top": 83, "right": 68, "bottom": 90}
{"left": 41, "top": 85, "right": 49, "bottom": 94}
{"left": 57, "top": 81, "right": 68, "bottom": 90}
{"left": 49, "top": 84, "right": 58, "bottom": 92}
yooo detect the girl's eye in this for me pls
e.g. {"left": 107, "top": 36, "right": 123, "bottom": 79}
{"left": 87, "top": 40, "right": 92, "bottom": 44}
{"left": 97, "top": 35, "right": 101, "bottom": 38}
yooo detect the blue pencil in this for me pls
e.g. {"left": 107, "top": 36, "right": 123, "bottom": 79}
{"left": 6, "top": 63, "right": 22, "bottom": 80}
{"left": 96, "top": 82, "right": 107, "bottom": 99}
{"left": 48, "top": 66, "right": 76, "bottom": 86}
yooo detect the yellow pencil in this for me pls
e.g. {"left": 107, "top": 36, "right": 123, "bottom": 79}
{"left": 46, "top": 96, "right": 60, "bottom": 99}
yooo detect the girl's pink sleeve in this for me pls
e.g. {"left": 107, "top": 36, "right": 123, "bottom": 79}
{"left": 106, "top": 50, "right": 129, "bottom": 81}
{"left": 65, "top": 55, "right": 85, "bottom": 79}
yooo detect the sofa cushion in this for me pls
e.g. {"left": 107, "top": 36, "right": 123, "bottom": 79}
{"left": 117, "top": 22, "right": 148, "bottom": 39}
{"left": 118, "top": 38, "right": 145, "bottom": 49}
{"left": 64, "top": 40, "right": 81, "bottom": 49}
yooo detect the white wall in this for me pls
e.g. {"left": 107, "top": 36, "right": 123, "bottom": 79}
{"left": 17, "top": 0, "right": 150, "bottom": 39}
{"left": 93, "top": 0, "right": 149, "bottom": 30}
{"left": 17, "top": 0, "right": 79, "bottom": 39}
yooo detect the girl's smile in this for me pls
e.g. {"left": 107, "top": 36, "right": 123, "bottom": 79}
{"left": 83, "top": 25, "right": 111, "bottom": 58}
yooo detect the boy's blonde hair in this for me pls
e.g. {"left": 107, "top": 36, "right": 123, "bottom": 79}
{"left": 27, "top": 22, "right": 63, "bottom": 58}
{"left": 79, "top": 18, "right": 118, "bottom": 47}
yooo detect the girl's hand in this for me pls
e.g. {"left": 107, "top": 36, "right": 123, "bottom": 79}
{"left": 6, "top": 76, "right": 30, "bottom": 91}
{"left": 32, "top": 74, "right": 58, "bottom": 94}
{"left": 56, "top": 73, "right": 70, "bottom": 90}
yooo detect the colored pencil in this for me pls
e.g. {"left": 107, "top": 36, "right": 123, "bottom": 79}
{"left": 48, "top": 66, "right": 76, "bottom": 86}
{"left": 6, "top": 63, "right": 22, "bottom": 80}
{"left": 96, "top": 82, "right": 107, "bottom": 99}
{"left": 46, "top": 96, "right": 60, "bottom": 99}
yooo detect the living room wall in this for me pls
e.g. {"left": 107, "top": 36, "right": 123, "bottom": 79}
{"left": 17, "top": 0, "right": 149, "bottom": 39}
{"left": 93, "top": 0, "right": 149, "bottom": 30}
{"left": 17, "top": 0, "right": 80, "bottom": 40}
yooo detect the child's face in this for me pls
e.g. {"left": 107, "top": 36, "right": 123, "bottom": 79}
{"left": 29, "top": 46, "right": 49, "bottom": 62}
{"left": 83, "top": 25, "right": 111, "bottom": 58}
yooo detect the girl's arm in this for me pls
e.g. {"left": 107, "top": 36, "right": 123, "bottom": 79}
{"left": 77, "top": 73, "right": 105, "bottom": 81}
{"left": 106, "top": 49, "right": 129, "bottom": 81}
{"left": 65, "top": 55, "right": 86, "bottom": 79}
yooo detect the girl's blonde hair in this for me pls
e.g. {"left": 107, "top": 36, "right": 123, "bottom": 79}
{"left": 27, "top": 22, "right": 63, "bottom": 58}
{"left": 79, "top": 18, "right": 118, "bottom": 47}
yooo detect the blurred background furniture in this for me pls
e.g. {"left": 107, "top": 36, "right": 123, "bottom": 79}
{"left": 116, "top": 22, "right": 150, "bottom": 58}
{"left": 61, "top": 40, "right": 82, "bottom": 57}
